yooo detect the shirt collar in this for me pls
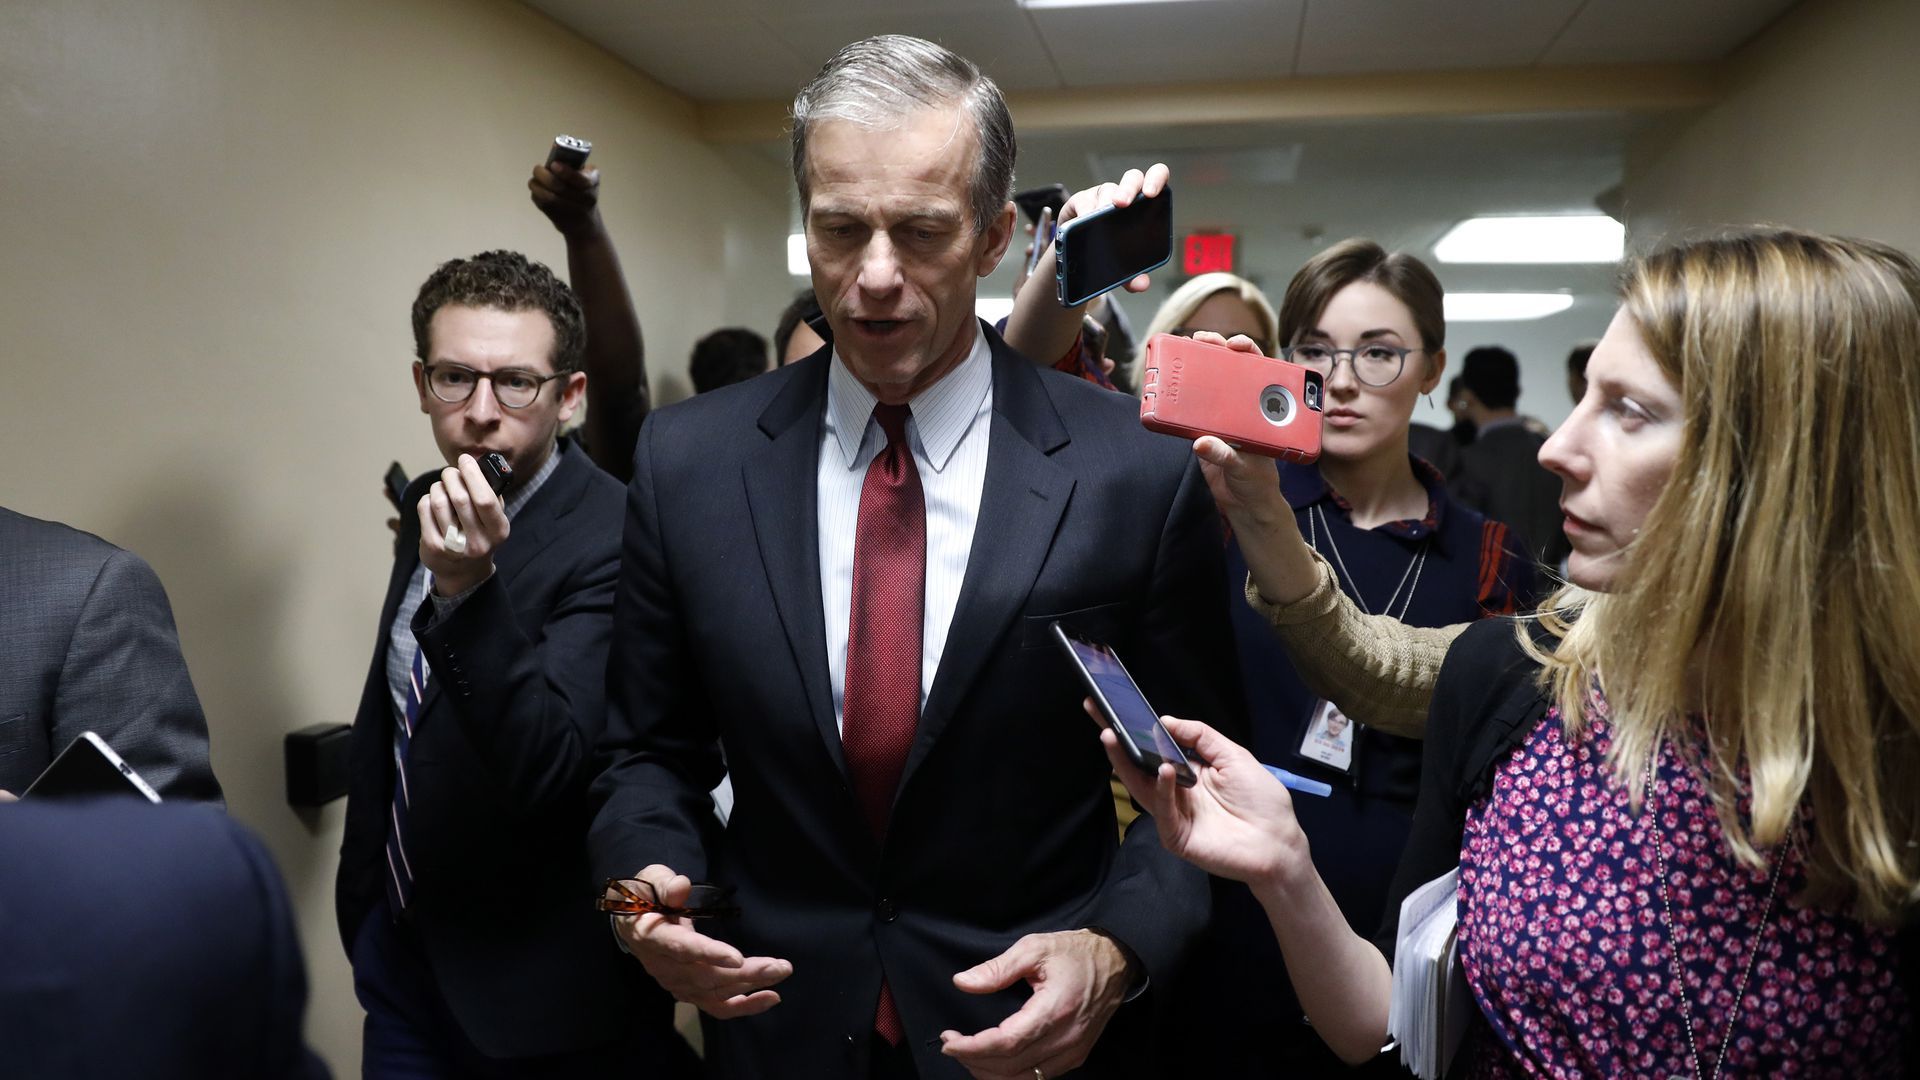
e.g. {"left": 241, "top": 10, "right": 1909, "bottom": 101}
{"left": 1282, "top": 455, "right": 1453, "bottom": 551}
{"left": 825, "top": 319, "right": 993, "bottom": 471}
{"left": 503, "top": 439, "right": 564, "bottom": 519}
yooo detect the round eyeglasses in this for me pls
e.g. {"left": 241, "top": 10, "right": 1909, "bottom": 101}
{"left": 1281, "top": 342, "right": 1422, "bottom": 388}
{"left": 422, "top": 362, "right": 565, "bottom": 409}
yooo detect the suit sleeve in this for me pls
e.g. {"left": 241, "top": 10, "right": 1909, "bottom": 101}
{"left": 52, "top": 549, "right": 222, "bottom": 803}
{"left": 587, "top": 414, "right": 725, "bottom": 884}
{"left": 409, "top": 529, "right": 619, "bottom": 817}
{"left": 1086, "top": 455, "right": 1249, "bottom": 983}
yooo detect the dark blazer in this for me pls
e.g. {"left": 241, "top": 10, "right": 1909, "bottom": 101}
{"left": 0, "top": 800, "right": 327, "bottom": 1079}
{"left": 1450, "top": 423, "right": 1570, "bottom": 568}
{"left": 0, "top": 506, "right": 222, "bottom": 801}
{"left": 589, "top": 327, "right": 1247, "bottom": 1079}
{"left": 335, "top": 439, "right": 683, "bottom": 1062}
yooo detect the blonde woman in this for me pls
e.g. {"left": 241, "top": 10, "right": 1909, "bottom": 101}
{"left": 1114, "top": 229, "right": 1920, "bottom": 1076}
{"left": 1139, "top": 270, "right": 1280, "bottom": 358}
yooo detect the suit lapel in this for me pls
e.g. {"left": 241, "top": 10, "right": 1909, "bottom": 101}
{"left": 742, "top": 355, "right": 845, "bottom": 778}
{"left": 899, "top": 341, "right": 1073, "bottom": 792}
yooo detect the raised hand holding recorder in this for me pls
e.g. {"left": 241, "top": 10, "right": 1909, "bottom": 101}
{"left": 417, "top": 451, "right": 512, "bottom": 597}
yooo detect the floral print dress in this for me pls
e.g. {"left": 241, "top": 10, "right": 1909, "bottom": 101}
{"left": 1454, "top": 692, "right": 1908, "bottom": 1077}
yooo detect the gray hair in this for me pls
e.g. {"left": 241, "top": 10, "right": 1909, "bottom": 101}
{"left": 790, "top": 35, "right": 1015, "bottom": 236}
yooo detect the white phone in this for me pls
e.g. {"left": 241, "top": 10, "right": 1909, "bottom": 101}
{"left": 23, "top": 731, "right": 163, "bottom": 803}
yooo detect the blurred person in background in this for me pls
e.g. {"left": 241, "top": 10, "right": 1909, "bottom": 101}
{"left": 1566, "top": 340, "right": 1594, "bottom": 406}
{"left": 1450, "top": 345, "right": 1571, "bottom": 568}
{"left": 690, "top": 327, "right": 771, "bottom": 393}
{"left": 774, "top": 288, "right": 828, "bottom": 366}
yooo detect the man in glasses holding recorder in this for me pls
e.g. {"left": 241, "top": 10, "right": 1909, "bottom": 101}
{"left": 589, "top": 35, "right": 1244, "bottom": 1080}
{"left": 335, "top": 249, "right": 695, "bottom": 1076}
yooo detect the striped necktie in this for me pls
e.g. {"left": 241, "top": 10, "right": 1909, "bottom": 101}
{"left": 384, "top": 643, "right": 426, "bottom": 915}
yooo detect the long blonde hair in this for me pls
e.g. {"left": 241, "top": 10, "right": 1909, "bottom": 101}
{"left": 1528, "top": 229, "right": 1920, "bottom": 925}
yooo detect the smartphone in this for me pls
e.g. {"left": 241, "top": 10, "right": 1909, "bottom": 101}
{"left": 1139, "top": 333, "right": 1325, "bottom": 463}
{"left": 546, "top": 134, "right": 592, "bottom": 170}
{"left": 24, "top": 731, "right": 163, "bottom": 803}
{"left": 1012, "top": 183, "right": 1068, "bottom": 226}
{"left": 1024, "top": 205, "right": 1055, "bottom": 278}
{"left": 479, "top": 451, "right": 513, "bottom": 496}
{"left": 384, "top": 461, "right": 410, "bottom": 510}
{"left": 1050, "top": 622, "right": 1198, "bottom": 788}
{"left": 1055, "top": 186, "right": 1173, "bottom": 307}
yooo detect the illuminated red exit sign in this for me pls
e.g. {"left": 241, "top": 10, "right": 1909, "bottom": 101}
{"left": 1182, "top": 232, "right": 1236, "bottom": 275}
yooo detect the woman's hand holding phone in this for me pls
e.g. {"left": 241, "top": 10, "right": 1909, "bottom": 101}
{"left": 1089, "top": 704, "right": 1311, "bottom": 894}
{"left": 1054, "top": 162, "right": 1171, "bottom": 305}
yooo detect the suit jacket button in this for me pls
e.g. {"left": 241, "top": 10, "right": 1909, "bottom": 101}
{"left": 877, "top": 898, "right": 896, "bottom": 922}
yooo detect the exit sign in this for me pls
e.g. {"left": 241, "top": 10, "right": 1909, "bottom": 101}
{"left": 1183, "top": 232, "right": 1236, "bottom": 275}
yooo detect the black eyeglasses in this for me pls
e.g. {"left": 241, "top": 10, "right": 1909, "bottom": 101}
{"left": 421, "top": 362, "right": 565, "bottom": 409}
{"left": 596, "top": 878, "right": 740, "bottom": 920}
{"left": 1281, "top": 342, "right": 1422, "bottom": 387}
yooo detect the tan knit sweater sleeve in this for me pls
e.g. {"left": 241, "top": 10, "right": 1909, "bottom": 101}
{"left": 1242, "top": 551, "right": 1466, "bottom": 738}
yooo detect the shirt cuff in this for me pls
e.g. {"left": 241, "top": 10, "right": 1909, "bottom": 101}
{"left": 425, "top": 577, "right": 487, "bottom": 624}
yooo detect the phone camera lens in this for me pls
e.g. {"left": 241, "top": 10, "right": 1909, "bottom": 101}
{"left": 1261, "top": 385, "right": 1295, "bottom": 427}
{"left": 1304, "top": 382, "right": 1321, "bottom": 409}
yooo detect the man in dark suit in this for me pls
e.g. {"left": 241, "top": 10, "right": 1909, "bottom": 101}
{"left": 0, "top": 506, "right": 222, "bottom": 802}
{"left": 589, "top": 36, "right": 1243, "bottom": 1080}
{"left": 1450, "top": 346, "right": 1571, "bottom": 568}
{"left": 0, "top": 800, "right": 327, "bottom": 1079}
{"left": 336, "top": 251, "right": 694, "bottom": 1076}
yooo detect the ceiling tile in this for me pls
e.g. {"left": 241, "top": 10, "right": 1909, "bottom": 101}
{"left": 524, "top": 0, "right": 744, "bottom": 29}
{"left": 1539, "top": 0, "right": 1800, "bottom": 65}
{"left": 589, "top": 17, "right": 816, "bottom": 101}
{"left": 764, "top": 10, "right": 1065, "bottom": 92}
{"left": 1294, "top": 0, "right": 1583, "bottom": 75}
{"left": 1031, "top": 0, "right": 1301, "bottom": 87}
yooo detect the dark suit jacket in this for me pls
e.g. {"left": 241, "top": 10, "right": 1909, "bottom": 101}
{"left": 1451, "top": 423, "right": 1570, "bottom": 568}
{"left": 335, "top": 439, "right": 683, "bottom": 1061}
{"left": 589, "top": 327, "right": 1247, "bottom": 1079}
{"left": 0, "top": 507, "right": 222, "bottom": 801}
{"left": 0, "top": 800, "right": 327, "bottom": 1079}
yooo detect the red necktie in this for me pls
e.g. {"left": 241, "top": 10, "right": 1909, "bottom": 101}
{"left": 841, "top": 402, "right": 924, "bottom": 1044}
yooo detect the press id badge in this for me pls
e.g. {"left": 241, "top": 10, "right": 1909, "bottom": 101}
{"left": 1296, "top": 698, "right": 1359, "bottom": 776}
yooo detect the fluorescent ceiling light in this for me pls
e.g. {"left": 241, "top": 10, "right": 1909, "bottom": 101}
{"left": 975, "top": 297, "right": 1015, "bottom": 325}
{"left": 1021, "top": 0, "right": 1215, "bottom": 8}
{"left": 1433, "top": 214, "right": 1624, "bottom": 264}
{"left": 1445, "top": 293, "right": 1575, "bottom": 322}
{"left": 787, "top": 233, "right": 809, "bottom": 277}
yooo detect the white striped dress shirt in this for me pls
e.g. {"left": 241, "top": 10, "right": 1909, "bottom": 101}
{"left": 820, "top": 323, "right": 994, "bottom": 735}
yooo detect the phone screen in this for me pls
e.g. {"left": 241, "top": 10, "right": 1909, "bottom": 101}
{"left": 1053, "top": 626, "right": 1195, "bottom": 785}
{"left": 1057, "top": 187, "right": 1173, "bottom": 306}
{"left": 24, "top": 733, "right": 162, "bottom": 803}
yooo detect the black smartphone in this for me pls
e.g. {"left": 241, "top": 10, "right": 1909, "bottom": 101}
{"left": 1050, "top": 622, "right": 1197, "bottom": 788}
{"left": 1013, "top": 183, "right": 1068, "bottom": 226}
{"left": 479, "top": 451, "right": 513, "bottom": 496}
{"left": 384, "top": 461, "right": 409, "bottom": 509}
{"left": 546, "top": 134, "right": 592, "bottom": 170}
{"left": 24, "top": 731, "right": 163, "bottom": 803}
{"left": 1054, "top": 185, "right": 1173, "bottom": 307}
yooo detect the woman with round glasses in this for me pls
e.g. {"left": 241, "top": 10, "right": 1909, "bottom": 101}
{"left": 1119, "top": 229, "right": 1920, "bottom": 1076}
{"left": 1173, "top": 238, "right": 1538, "bottom": 1077}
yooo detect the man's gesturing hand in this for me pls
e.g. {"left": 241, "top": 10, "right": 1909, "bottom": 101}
{"left": 611, "top": 865, "right": 791, "bottom": 1019}
{"left": 939, "top": 929, "right": 1135, "bottom": 1079}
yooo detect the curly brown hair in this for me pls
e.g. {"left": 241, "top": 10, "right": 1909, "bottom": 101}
{"left": 410, "top": 250, "right": 586, "bottom": 374}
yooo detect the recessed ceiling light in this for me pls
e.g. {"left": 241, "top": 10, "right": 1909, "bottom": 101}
{"left": 1433, "top": 214, "right": 1624, "bottom": 264}
{"left": 788, "top": 233, "right": 809, "bottom": 277}
{"left": 1020, "top": 0, "right": 1219, "bottom": 9}
{"left": 1445, "top": 293, "right": 1575, "bottom": 322}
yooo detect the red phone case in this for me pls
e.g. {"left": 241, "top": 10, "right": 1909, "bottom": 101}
{"left": 1138, "top": 333, "right": 1324, "bottom": 462}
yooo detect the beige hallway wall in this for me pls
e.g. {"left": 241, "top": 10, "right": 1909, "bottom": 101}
{"left": 1622, "top": 0, "right": 1920, "bottom": 253}
{"left": 0, "top": 0, "right": 791, "bottom": 1072}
